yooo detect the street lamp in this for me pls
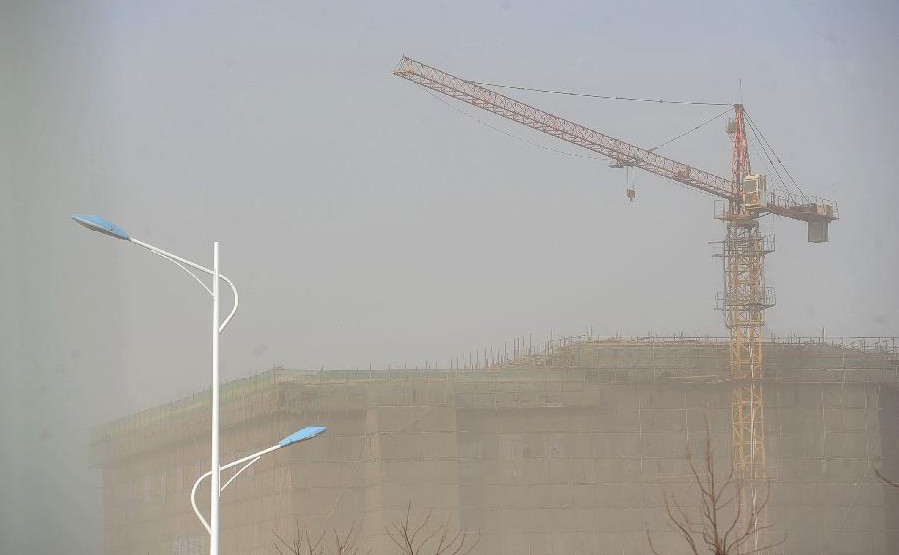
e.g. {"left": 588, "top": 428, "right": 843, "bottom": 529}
{"left": 190, "top": 426, "right": 327, "bottom": 536}
{"left": 72, "top": 214, "right": 238, "bottom": 555}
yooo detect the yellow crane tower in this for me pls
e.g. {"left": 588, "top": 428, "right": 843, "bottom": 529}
{"left": 394, "top": 55, "right": 838, "bottom": 549}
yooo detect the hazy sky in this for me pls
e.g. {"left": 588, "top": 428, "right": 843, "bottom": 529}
{"left": 2, "top": 1, "right": 898, "bottom": 553}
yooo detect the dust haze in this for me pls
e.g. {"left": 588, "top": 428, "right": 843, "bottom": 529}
{"left": 1, "top": 1, "right": 898, "bottom": 554}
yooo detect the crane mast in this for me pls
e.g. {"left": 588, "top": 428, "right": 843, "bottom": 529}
{"left": 394, "top": 55, "right": 838, "bottom": 553}
{"left": 720, "top": 105, "right": 773, "bottom": 548}
{"left": 720, "top": 104, "right": 772, "bottom": 482}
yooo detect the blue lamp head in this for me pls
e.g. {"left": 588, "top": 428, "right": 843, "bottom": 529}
{"left": 71, "top": 215, "right": 130, "bottom": 241}
{"left": 279, "top": 426, "right": 327, "bottom": 448}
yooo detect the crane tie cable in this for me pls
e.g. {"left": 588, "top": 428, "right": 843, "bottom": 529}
{"left": 745, "top": 111, "right": 808, "bottom": 199}
{"left": 473, "top": 81, "right": 732, "bottom": 107}
{"left": 650, "top": 108, "right": 733, "bottom": 152}
{"left": 425, "top": 89, "right": 727, "bottom": 199}
{"left": 746, "top": 121, "right": 788, "bottom": 191}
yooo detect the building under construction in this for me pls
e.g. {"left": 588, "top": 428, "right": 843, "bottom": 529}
{"left": 91, "top": 335, "right": 899, "bottom": 555}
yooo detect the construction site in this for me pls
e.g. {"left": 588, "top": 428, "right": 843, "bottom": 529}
{"left": 89, "top": 56, "right": 897, "bottom": 555}
{"left": 91, "top": 335, "right": 898, "bottom": 554}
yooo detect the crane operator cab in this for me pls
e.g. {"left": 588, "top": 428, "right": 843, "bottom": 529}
{"left": 741, "top": 174, "right": 768, "bottom": 211}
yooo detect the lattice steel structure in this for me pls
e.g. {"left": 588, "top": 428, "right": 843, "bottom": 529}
{"left": 717, "top": 105, "right": 774, "bottom": 483}
{"left": 394, "top": 56, "right": 840, "bottom": 553}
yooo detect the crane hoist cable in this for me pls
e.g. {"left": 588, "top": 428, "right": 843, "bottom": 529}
{"left": 624, "top": 165, "right": 637, "bottom": 202}
{"left": 426, "top": 86, "right": 724, "bottom": 201}
{"left": 427, "top": 87, "right": 728, "bottom": 203}
{"left": 429, "top": 84, "right": 732, "bottom": 174}
{"left": 474, "top": 78, "right": 735, "bottom": 159}
{"left": 473, "top": 79, "right": 810, "bottom": 202}
{"left": 427, "top": 66, "right": 742, "bottom": 169}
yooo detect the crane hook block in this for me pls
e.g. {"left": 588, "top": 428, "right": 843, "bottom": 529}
{"left": 626, "top": 188, "right": 636, "bottom": 202}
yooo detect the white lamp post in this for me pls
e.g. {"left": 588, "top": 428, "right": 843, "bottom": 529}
{"left": 72, "top": 214, "right": 237, "bottom": 555}
{"left": 190, "top": 426, "right": 327, "bottom": 536}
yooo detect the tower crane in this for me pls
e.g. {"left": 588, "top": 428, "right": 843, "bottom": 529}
{"left": 394, "top": 55, "right": 838, "bottom": 543}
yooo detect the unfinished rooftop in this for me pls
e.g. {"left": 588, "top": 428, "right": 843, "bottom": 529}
{"left": 91, "top": 335, "right": 899, "bottom": 555}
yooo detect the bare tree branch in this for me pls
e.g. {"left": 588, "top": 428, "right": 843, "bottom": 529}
{"left": 333, "top": 520, "right": 366, "bottom": 555}
{"left": 386, "top": 503, "right": 479, "bottom": 555}
{"left": 648, "top": 433, "right": 783, "bottom": 555}
{"left": 275, "top": 519, "right": 365, "bottom": 555}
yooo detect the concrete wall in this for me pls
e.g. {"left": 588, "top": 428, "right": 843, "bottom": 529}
{"left": 93, "top": 340, "right": 899, "bottom": 555}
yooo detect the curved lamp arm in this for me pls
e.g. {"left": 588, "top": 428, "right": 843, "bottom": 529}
{"left": 70, "top": 215, "right": 239, "bottom": 332}
{"left": 190, "top": 426, "right": 327, "bottom": 533}
{"left": 190, "top": 449, "right": 275, "bottom": 534}
{"left": 129, "top": 238, "right": 239, "bottom": 332}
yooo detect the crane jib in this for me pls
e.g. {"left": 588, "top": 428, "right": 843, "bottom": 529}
{"left": 394, "top": 56, "right": 740, "bottom": 203}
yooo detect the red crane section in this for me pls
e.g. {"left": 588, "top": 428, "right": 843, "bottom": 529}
{"left": 394, "top": 56, "right": 837, "bottom": 233}
{"left": 395, "top": 56, "right": 736, "bottom": 200}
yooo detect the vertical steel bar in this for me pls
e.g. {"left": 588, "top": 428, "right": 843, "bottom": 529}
{"left": 210, "top": 242, "right": 220, "bottom": 555}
